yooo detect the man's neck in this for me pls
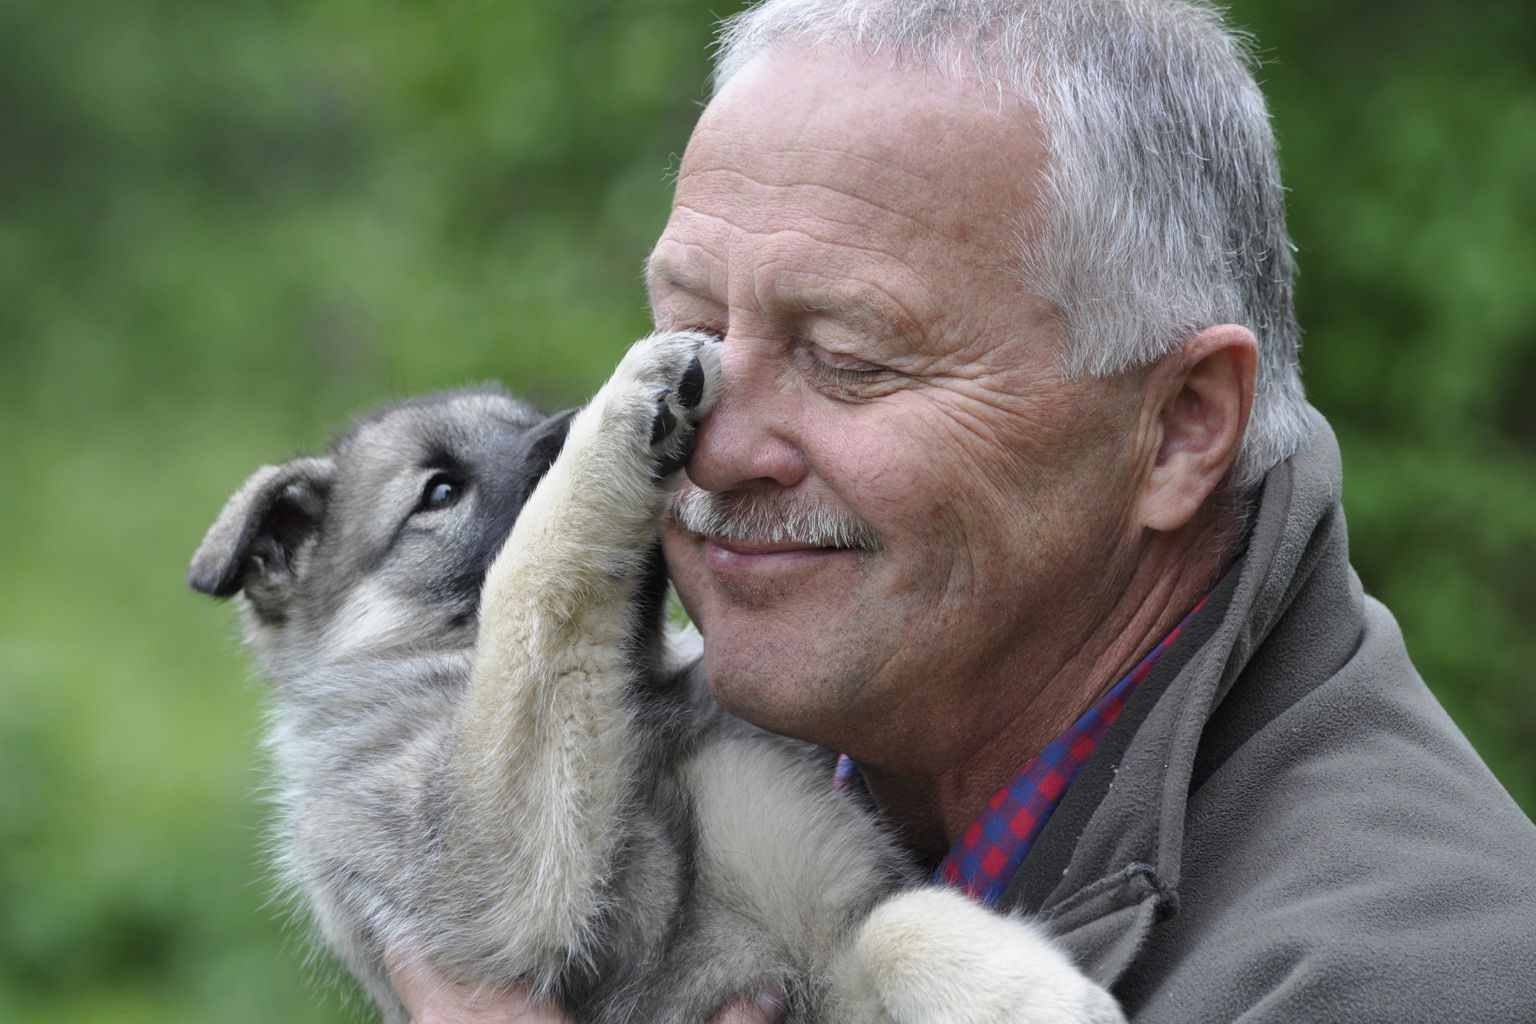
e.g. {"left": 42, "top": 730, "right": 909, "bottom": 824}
{"left": 861, "top": 513, "right": 1234, "bottom": 860}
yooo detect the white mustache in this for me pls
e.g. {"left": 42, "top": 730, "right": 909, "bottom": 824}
{"left": 670, "top": 488, "right": 882, "bottom": 552}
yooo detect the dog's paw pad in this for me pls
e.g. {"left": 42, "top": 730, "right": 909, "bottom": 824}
{"left": 652, "top": 447, "right": 691, "bottom": 480}
{"left": 650, "top": 389, "right": 696, "bottom": 480}
{"left": 677, "top": 357, "right": 707, "bottom": 411}
{"left": 650, "top": 393, "right": 679, "bottom": 445}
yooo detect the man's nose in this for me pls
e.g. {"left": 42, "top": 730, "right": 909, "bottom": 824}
{"left": 685, "top": 338, "right": 807, "bottom": 493}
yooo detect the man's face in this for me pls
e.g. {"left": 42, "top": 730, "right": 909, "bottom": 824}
{"left": 649, "top": 48, "right": 1147, "bottom": 768}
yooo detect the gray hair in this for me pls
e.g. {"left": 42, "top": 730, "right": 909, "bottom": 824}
{"left": 712, "top": 0, "right": 1310, "bottom": 488}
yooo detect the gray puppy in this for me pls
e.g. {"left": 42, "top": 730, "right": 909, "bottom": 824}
{"left": 190, "top": 332, "right": 1124, "bottom": 1024}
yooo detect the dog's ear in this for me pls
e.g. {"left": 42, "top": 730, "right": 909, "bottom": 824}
{"left": 524, "top": 408, "right": 577, "bottom": 479}
{"left": 188, "top": 457, "right": 335, "bottom": 609}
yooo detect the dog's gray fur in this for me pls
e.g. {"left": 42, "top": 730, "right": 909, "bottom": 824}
{"left": 191, "top": 332, "right": 1125, "bottom": 1023}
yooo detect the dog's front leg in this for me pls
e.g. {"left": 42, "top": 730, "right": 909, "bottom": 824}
{"left": 438, "top": 332, "right": 719, "bottom": 992}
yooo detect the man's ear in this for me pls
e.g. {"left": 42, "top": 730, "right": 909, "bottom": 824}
{"left": 188, "top": 456, "right": 335, "bottom": 614}
{"left": 1137, "top": 325, "right": 1257, "bottom": 533}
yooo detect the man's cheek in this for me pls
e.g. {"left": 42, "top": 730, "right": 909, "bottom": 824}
{"left": 661, "top": 525, "right": 710, "bottom": 622}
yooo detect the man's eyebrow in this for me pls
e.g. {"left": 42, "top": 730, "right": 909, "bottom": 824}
{"left": 643, "top": 254, "right": 710, "bottom": 297}
{"left": 799, "top": 286, "right": 922, "bottom": 343}
{"left": 646, "top": 254, "right": 921, "bottom": 343}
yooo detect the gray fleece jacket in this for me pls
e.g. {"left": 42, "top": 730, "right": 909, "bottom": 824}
{"left": 1001, "top": 411, "right": 1536, "bottom": 1021}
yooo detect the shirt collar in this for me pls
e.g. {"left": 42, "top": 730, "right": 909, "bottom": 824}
{"left": 934, "top": 593, "right": 1212, "bottom": 904}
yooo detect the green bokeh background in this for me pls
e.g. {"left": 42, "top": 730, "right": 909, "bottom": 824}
{"left": 3, "top": 1, "right": 1532, "bottom": 1020}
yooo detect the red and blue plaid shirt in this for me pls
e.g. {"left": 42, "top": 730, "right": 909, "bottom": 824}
{"left": 836, "top": 594, "right": 1209, "bottom": 905}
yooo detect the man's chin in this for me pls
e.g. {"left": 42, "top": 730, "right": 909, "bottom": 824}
{"left": 703, "top": 662, "right": 811, "bottom": 740}
{"left": 696, "top": 629, "right": 853, "bottom": 745}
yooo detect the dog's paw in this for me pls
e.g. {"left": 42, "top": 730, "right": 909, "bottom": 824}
{"left": 604, "top": 331, "right": 722, "bottom": 480}
{"left": 486, "top": 332, "right": 720, "bottom": 588}
{"left": 831, "top": 888, "right": 1125, "bottom": 1024}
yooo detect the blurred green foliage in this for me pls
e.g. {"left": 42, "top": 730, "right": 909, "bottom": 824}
{"left": 2, "top": 0, "right": 1531, "bottom": 1020}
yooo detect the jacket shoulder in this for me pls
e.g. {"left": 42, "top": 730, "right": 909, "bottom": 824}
{"left": 1119, "top": 597, "right": 1536, "bottom": 1022}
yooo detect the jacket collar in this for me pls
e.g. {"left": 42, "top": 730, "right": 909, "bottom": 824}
{"left": 998, "top": 408, "right": 1353, "bottom": 984}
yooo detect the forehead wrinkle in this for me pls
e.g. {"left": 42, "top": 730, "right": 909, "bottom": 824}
{"left": 687, "top": 133, "right": 944, "bottom": 204}
{"left": 657, "top": 197, "right": 936, "bottom": 299}
{"left": 681, "top": 164, "right": 951, "bottom": 243}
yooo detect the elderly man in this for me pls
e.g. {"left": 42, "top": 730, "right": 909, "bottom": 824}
{"left": 394, "top": 0, "right": 1536, "bottom": 1020}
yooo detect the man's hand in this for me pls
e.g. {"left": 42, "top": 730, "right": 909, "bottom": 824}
{"left": 388, "top": 957, "right": 785, "bottom": 1024}
{"left": 389, "top": 956, "right": 566, "bottom": 1024}
{"left": 713, "top": 983, "right": 787, "bottom": 1024}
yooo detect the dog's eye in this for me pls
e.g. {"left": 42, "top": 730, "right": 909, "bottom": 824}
{"left": 417, "top": 473, "right": 464, "bottom": 513}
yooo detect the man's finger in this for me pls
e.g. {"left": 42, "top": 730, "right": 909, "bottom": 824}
{"left": 710, "top": 982, "right": 787, "bottom": 1024}
{"left": 388, "top": 955, "right": 571, "bottom": 1024}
